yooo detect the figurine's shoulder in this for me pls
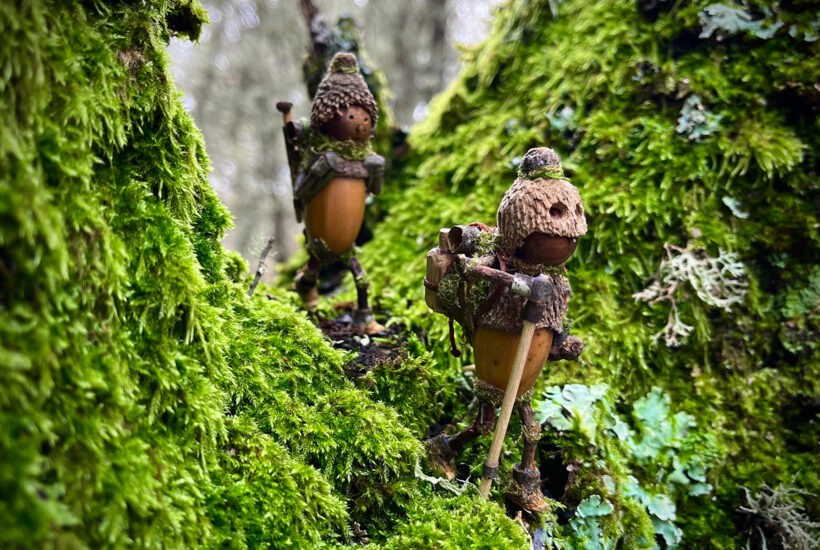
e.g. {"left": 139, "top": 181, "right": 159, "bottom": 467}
{"left": 301, "top": 144, "right": 369, "bottom": 179}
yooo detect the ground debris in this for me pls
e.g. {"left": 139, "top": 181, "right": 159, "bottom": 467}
{"left": 317, "top": 307, "right": 406, "bottom": 377}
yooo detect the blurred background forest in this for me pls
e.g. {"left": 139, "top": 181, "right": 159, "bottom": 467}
{"left": 169, "top": 0, "right": 500, "bottom": 265}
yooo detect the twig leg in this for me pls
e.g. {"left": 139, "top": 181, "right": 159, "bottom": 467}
{"left": 518, "top": 400, "right": 541, "bottom": 472}
{"left": 446, "top": 400, "right": 496, "bottom": 453}
{"left": 504, "top": 398, "right": 548, "bottom": 512}
{"left": 425, "top": 400, "right": 496, "bottom": 480}
{"left": 295, "top": 256, "right": 320, "bottom": 308}
{"left": 348, "top": 256, "right": 372, "bottom": 326}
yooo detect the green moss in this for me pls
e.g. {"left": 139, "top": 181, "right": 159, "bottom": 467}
{"left": 359, "top": 0, "right": 819, "bottom": 547}
{"left": 474, "top": 229, "right": 500, "bottom": 257}
{"left": 165, "top": 1, "right": 208, "bottom": 41}
{"left": 376, "top": 493, "right": 530, "bottom": 549}
{"left": 306, "top": 130, "right": 376, "bottom": 161}
{"left": 360, "top": 331, "right": 449, "bottom": 435}
{"left": 206, "top": 415, "right": 348, "bottom": 549}
{"left": 5, "top": 0, "right": 818, "bottom": 547}
{"left": 0, "top": 2, "right": 425, "bottom": 547}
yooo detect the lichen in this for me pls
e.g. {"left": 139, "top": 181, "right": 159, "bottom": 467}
{"left": 737, "top": 482, "right": 820, "bottom": 550}
{"left": 633, "top": 243, "right": 748, "bottom": 346}
{"left": 698, "top": 3, "right": 784, "bottom": 41}
{"left": 307, "top": 130, "right": 375, "bottom": 161}
{"left": 531, "top": 384, "right": 716, "bottom": 549}
{"left": 675, "top": 95, "right": 723, "bottom": 141}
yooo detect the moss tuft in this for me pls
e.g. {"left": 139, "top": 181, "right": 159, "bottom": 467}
{"left": 0, "top": 2, "right": 424, "bottom": 547}
{"left": 377, "top": 493, "right": 530, "bottom": 549}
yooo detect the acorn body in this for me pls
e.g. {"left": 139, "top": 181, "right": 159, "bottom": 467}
{"left": 473, "top": 326, "right": 554, "bottom": 397}
{"left": 305, "top": 176, "right": 366, "bottom": 255}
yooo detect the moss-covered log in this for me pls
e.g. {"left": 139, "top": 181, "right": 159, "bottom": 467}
{"left": 0, "top": 1, "right": 462, "bottom": 547}
{"left": 361, "top": 0, "right": 819, "bottom": 547}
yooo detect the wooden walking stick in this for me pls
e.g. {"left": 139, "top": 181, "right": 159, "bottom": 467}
{"left": 275, "top": 101, "right": 300, "bottom": 182}
{"left": 478, "top": 275, "right": 551, "bottom": 499}
{"left": 276, "top": 100, "right": 293, "bottom": 125}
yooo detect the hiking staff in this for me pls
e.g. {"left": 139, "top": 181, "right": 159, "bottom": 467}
{"left": 478, "top": 274, "right": 551, "bottom": 499}
{"left": 275, "top": 101, "right": 300, "bottom": 182}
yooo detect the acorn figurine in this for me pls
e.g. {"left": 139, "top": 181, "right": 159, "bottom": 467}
{"left": 423, "top": 147, "right": 586, "bottom": 512}
{"left": 277, "top": 52, "right": 385, "bottom": 332}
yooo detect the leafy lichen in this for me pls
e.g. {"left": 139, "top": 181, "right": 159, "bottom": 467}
{"left": 633, "top": 243, "right": 748, "bottom": 346}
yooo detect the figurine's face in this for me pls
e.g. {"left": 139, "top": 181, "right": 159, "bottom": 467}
{"left": 497, "top": 176, "right": 586, "bottom": 266}
{"left": 323, "top": 105, "right": 373, "bottom": 143}
{"left": 515, "top": 232, "right": 578, "bottom": 266}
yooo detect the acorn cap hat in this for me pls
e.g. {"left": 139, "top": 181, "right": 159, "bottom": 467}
{"left": 496, "top": 147, "right": 587, "bottom": 253}
{"left": 310, "top": 52, "right": 379, "bottom": 129}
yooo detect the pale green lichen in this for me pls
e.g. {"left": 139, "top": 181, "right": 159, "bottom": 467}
{"left": 532, "top": 385, "right": 715, "bottom": 549}
{"left": 738, "top": 482, "right": 820, "bottom": 550}
{"left": 676, "top": 95, "right": 723, "bottom": 141}
{"left": 633, "top": 244, "right": 748, "bottom": 346}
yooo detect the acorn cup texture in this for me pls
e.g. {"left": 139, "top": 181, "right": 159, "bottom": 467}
{"left": 475, "top": 149, "right": 582, "bottom": 393}
{"left": 310, "top": 52, "right": 378, "bottom": 130}
{"left": 497, "top": 147, "right": 587, "bottom": 256}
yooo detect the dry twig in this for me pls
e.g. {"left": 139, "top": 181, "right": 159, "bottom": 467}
{"left": 248, "top": 237, "right": 276, "bottom": 297}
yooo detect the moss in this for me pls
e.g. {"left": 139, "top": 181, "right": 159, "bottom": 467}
{"left": 473, "top": 229, "right": 500, "bottom": 257}
{"left": 5, "top": 0, "right": 818, "bottom": 547}
{"left": 165, "top": 0, "right": 208, "bottom": 41}
{"left": 0, "top": 1, "right": 425, "bottom": 547}
{"left": 307, "top": 131, "right": 375, "bottom": 161}
{"left": 358, "top": 0, "right": 819, "bottom": 547}
{"left": 376, "top": 493, "right": 530, "bottom": 549}
{"left": 206, "top": 415, "right": 349, "bottom": 549}
{"left": 360, "top": 331, "right": 449, "bottom": 435}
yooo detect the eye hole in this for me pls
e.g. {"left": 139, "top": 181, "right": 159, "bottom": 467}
{"left": 549, "top": 202, "right": 567, "bottom": 219}
{"left": 349, "top": 114, "right": 354, "bottom": 119}
{"left": 364, "top": 117, "right": 369, "bottom": 122}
